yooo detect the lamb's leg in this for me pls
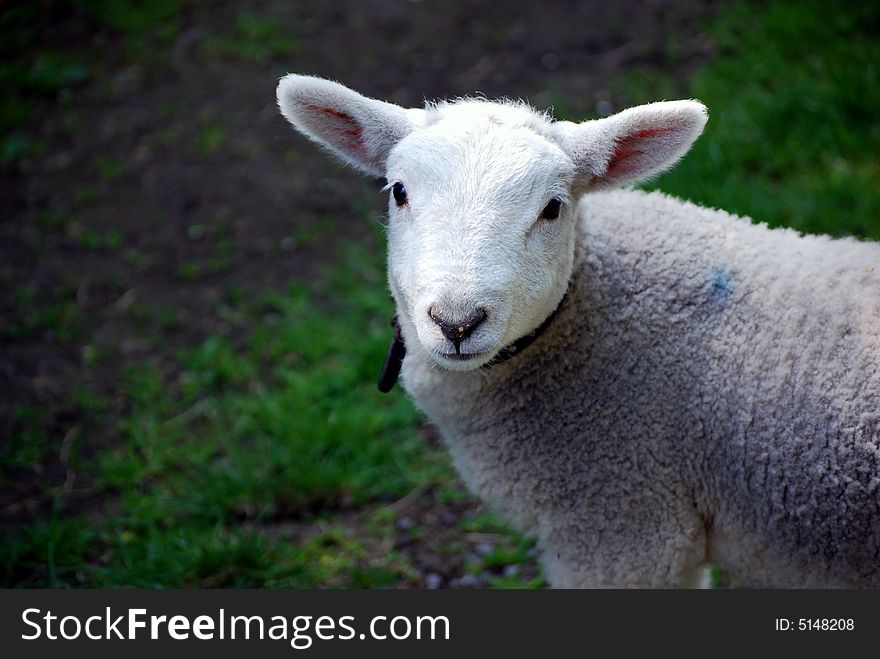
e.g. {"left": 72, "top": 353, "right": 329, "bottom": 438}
{"left": 680, "top": 565, "right": 711, "bottom": 589}
{"left": 540, "top": 516, "right": 708, "bottom": 588}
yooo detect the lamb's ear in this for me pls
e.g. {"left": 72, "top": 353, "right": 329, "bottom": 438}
{"left": 276, "top": 74, "right": 424, "bottom": 177}
{"left": 555, "top": 100, "right": 707, "bottom": 191}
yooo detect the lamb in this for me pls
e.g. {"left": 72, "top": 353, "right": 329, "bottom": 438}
{"left": 276, "top": 74, "right": 880, "bottom": 588}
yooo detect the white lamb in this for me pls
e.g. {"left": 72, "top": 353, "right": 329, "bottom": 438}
{"left": 276, "top": 74, "right": 880, "bottom": 588}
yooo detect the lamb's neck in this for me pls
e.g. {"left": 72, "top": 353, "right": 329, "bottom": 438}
{"left": 399, "top": 285, "right": 578, "bottom": 433}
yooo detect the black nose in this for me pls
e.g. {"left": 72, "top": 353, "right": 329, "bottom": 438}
{"left": 428, "top": 306, "right": 488, "bottom": 353}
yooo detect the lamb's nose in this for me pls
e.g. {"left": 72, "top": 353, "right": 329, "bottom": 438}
{"left": 429, "top": 306, "right": 488, "bottom": 353}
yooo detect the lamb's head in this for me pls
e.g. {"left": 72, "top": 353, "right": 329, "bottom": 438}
{"left": 277, "top": 75, "right": 707, "bottom": 371}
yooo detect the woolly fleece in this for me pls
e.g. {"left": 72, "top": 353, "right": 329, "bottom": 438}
{"left": 401, "top": 189, "right": 880, "bottom": 587}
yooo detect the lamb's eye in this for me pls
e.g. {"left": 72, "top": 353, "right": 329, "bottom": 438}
{"left": 541, "top": 197, "right": 562, "bottom": 220}
{"left": 392, "top": 182, "right": 408, "bottom": 207}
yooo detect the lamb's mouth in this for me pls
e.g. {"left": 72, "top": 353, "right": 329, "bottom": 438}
{"left": 437, "top": 350, "right": 491, "bottom": 363}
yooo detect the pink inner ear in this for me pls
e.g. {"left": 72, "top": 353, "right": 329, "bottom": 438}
{"left": 604, "top": 126, "right": 674, "bottom": 177}
{"left": 305, "top": 104, "right": 365, "bottom": 152}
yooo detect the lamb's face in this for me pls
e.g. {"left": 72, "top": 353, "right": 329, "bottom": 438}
{"left": 277, "top": 75, "right": 707, "bottom": 372}
{"left": 385, "top": 115, "right": 578, "bottom": 371}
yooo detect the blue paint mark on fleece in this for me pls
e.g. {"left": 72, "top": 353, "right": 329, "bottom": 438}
{"left": 709, "top": 267, "right": 734, "bottom": 299}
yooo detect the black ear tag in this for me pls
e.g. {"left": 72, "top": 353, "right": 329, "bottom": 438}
{"left": 377, "top": 316, "right": 406, "bottom": 393}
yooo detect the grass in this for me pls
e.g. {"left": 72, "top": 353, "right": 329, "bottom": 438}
{"left": 3, "top": 236, "right": 454, "bottom": 587}
{"left": 4, "top": 0, "right": 879, "bottom": 588}
{"left": 642, "top": 0, "right": 880, "bottom": 239}
{"left": 197, "top": 124, "right": 228, "bottom": 155}
{"left": 3, "top": 287, "right": 84, "bottom": 342}
{"left": 0, "top": 1, "right": 188, "bottom": 171}
{"left": 202, "top": 11, "right": 298, "bottom": 63}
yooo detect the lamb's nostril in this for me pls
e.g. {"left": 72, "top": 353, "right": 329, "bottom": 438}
{"left": 428, "top": 306, "right": 488, "bottom": 353}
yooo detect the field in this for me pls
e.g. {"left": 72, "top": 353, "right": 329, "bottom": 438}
{"left": 2, "top": 0, "right": 878, "bottom": 588}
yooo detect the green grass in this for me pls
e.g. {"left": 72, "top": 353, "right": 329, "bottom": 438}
{"left": 1, "top": 406, "right": 52, "bottom": 479}
{"left": 197, "top": 124, "right": 228, "bottom": 155}
{"left": 2, "top": 236, "right": 453, "bottom": 587}
{"left": 73, "top": 0, "right": 183, "bottom": 33}
{"left": 647, "top": 0, "right": 880, "bottom": 239}
{"left": 202, "top": 11, "right": 298, "bottom": 63}
{"left": 3, "top": 287, "right": 85, "bottom": 342}
{"left": 0, "top": 1, "right": 189, "bottom": 170}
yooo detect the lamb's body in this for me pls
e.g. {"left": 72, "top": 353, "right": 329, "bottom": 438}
{"left": 277, "top": 75, "right": 880, "bottom": 587}
{"left": 402, "top": 190, "right": 880, "bottom": 587}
